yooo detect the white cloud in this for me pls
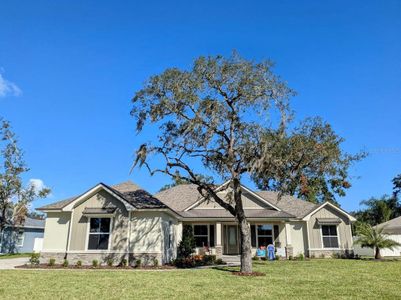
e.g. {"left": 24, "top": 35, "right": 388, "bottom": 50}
{"left": 28, "top": 178, "right": 47, "bottom": 193}
{"left": 0, "top": 72, "right": 22, "bottom": 97}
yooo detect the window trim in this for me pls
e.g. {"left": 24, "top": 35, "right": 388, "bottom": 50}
{"left": 255, "top": 223, "right": 274, "bottom": 248}
{"left": 320, "top": 224, "right": 340, "bottom": 249}
{"left": 192, "top": 224, "right": 212, "bottom": 248}
{"left": 85, "top": 217, "right": 113, "bottom": 251}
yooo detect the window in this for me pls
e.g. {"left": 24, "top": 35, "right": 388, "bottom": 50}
{"left": 88, "top": 218, "right": 111, "bottom": 250}
{"left": 193, "top": 225, "right": 208, "bottom": 247}
{"left": 16, "top": 231, "right": 24, "bottom": 247}
{"left": 321, "top": 225, "right": 339, "bottom": 248}
{"left": 257, "top": 225, "right": 273, "bottom": 247}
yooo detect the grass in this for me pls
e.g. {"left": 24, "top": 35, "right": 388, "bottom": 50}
{"left": 1, "top": 259, "right": 401, "bottom": 299}
{"left": 0, "top": 253, "right": 32, "bottom": 259}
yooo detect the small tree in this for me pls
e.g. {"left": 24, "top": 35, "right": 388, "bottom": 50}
{"left": 355, "top": 223, "right": 401, "bottom": 259}
{"left": 0, "top": 118, "right": 50, "bottom": 246}
{"left": 177, "top": 225, "right": 196, "bottom": 258}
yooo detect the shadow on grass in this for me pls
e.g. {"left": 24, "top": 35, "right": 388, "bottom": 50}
{"left": 211, "top": 266, "right": 239, "bottom": 273}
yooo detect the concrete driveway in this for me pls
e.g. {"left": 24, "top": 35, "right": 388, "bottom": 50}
{"left": 0, "top": 257, "right": 29, "bottom": 270}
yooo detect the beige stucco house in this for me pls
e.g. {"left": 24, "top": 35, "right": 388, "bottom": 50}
{"left": 38, "top": 180, "right": 356, "bottom": 265}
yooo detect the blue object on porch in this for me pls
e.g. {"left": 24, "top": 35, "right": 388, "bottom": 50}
{"left": 267, "top": 244, "right": 275, "bottom": 260}
{"left": 256, "top": 248, "right": 266, "bottom": 257}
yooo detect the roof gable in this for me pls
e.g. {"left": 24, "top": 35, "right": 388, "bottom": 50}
{"left": 38, "top": 180, "right": 167, "bottom": 211}
{"left": 302, "top": 202, "right": 357, "bottom": 222}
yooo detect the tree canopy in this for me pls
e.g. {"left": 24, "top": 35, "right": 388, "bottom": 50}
{"left": 251, "top": 117, "right": 365, "bottom": 204}
{"left": 353, "top": 175, "right": 401, "bottom": 225}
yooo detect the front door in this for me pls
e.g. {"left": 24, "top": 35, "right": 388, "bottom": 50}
{"left": 226, "top": 225, "right": 239, "bottom": 254}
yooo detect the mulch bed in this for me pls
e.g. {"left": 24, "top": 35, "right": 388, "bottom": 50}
{"left": 15, "top": 264, "right": 176, "bottom": 270}
{"left": 231, "top": 271, "right": 265, "bottom": 277}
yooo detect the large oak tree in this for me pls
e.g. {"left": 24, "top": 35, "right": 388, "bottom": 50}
{"left": 131, "top": 54, "right": 293, "bottom": 273}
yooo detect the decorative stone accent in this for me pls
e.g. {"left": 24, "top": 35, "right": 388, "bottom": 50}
{"left": 215, "top": 246, "right": 223, "bottom": 258}
{"left": 40, "top": 252, "right": 162, "bottom": 266}
{"left": 285, "top": 245, "right": 293, "bottom": 259}
{"left": 309, "top": 249, "right": 354, "bottom": 258}
{"left": 40, "top": 252, "right": 65, "bottom": 264}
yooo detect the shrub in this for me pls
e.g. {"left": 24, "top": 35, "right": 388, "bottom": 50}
{"left": 120, "top": 258, "right": 128, "bottom": 267}
{"left": 202, "top": 255, "right": 216, "bottom": 265}
{"left": 152, "top": 257, "right": 159, "bottom": 267}
{"left": 29, "top": 253, "right": 40, "bottom": 265}
{"left": 288, "top": 255, "right": 293, "bottom": 261}
{"left": 92, "top": 259, "right": 99, "bottom": 268}
{"left": 332, "top": 253, "right": 341, "bottom": 259}
{"left": 48, "top": 258, "right": 56, "bottom": 266}
{"left": 275, "top": 255, "right": 281, "bottom": 261}
{"left": 215, "top": 258, "right": 226, "bottom": 265}
{"left": 298, "top": 254, "right": 304, "bottom": 261}
{"left": 177, "top": 225, "right": 196, "bottom": 259}
{"left": 261, "top": 257, "right": 267, "bottom": 261}
{"left": 173, "top": 257, "right": 196, "bottom": 268}
{"left": 310, "top": 254, "right": 316, "bottom": 259}
{"left": 76, "top": 260, "right": 82, "bottom": 267}
{"left": 135, "top": 259, "right": 142, "bottom": 268}
{"left": 106, "top": 259, "right": 114, "bottom": 267}
{"left": 320, "top": 253, "right": 325, "bottom": 259}
{"left": 62, "top": 259, "right": 69, "bottom": 267}
{"left": 252, "top": 256, "right": 259, "bottom": 261}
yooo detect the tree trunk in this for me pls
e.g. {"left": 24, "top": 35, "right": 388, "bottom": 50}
{"left": 375, "top": 247, "right": 381, "bottom": 260}
{"left": 232, "top": 178, "right": 253, "bottom": 273}
{"left": 238, "top": 216, "right": 253, "bottom": 273}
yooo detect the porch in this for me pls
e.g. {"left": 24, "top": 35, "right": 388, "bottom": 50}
{"left": 185, "top": 221, "right": 292, "bottom": 258}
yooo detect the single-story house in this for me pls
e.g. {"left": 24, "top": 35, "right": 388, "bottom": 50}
{"left": 0, "top": 217, "right": 45, "bottom": 254}
{"left": 354, "top": 216, "right": 401, "bottom": 257}
{"left": 37, "top": 180, "right": 356, "bottom": 265}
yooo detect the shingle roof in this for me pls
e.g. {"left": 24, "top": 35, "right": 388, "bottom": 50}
{"left": 179, "top": 209, "right": 294, "bottom": 219}
{"left": 155, "top": 184, "right": 202, "bottom": 212}
{"left": 256, "top": 191, "right": 319, "bottom": 218}
{"left": 376, "top": 216, "right": 401, "bottom": 234}
{"left": 38, "top": 180, "right": 166, "bottom": 211}
{"left": 155, "top": 183, "right": 317, "bottom": 218}
{"left": 23, "top": 217, "right": 45, "bottom": 228}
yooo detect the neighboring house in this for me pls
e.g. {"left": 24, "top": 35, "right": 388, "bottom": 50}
{"left": 0, "top": 217, "right": 45, "bottom": 254}
{"left": 37, "top": 180, "right": 356, "bottom": 265}
{"left": 354, "top": 216, "right": 401, "bottom": 257}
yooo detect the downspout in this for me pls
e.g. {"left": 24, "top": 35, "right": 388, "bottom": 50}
{"left": 305, "top": 220, "right": 311, "bottom": 258}
{"left": 64, "top": 212, "right": 73, "bottom": 260}
{"left": 127, "top": 210, "right": 132, "bottom": 263}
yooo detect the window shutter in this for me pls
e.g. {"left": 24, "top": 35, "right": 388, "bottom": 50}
{"left": 273, "top": 225, "right": 279, "bottom": 242}
{"left": 209, "top": 225, "right": 215, "bottom": 247}
{"left": 251, "top": 225, "right": 256, "bottom": 247}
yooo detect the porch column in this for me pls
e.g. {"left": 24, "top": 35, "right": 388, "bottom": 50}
{"left": 285, "top": 223, "right": 293, "bottom": 259}
{"left": 215, "top": 222, "right": 223, "bottom": 258}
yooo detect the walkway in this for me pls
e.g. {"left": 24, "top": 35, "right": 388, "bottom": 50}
{"left": 0, "top": 257, "right": 29, "bottom": 270}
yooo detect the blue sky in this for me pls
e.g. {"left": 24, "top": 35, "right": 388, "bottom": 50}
{"left": 0, "top": 0, "right": 400, "bottom": 212}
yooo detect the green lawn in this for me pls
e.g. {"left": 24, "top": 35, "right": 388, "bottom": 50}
{"left": 0, "top": 253, "right": 32, "bottom": 259}
{"left": 1, "top": 259, "right": 400, "bottom": 299}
